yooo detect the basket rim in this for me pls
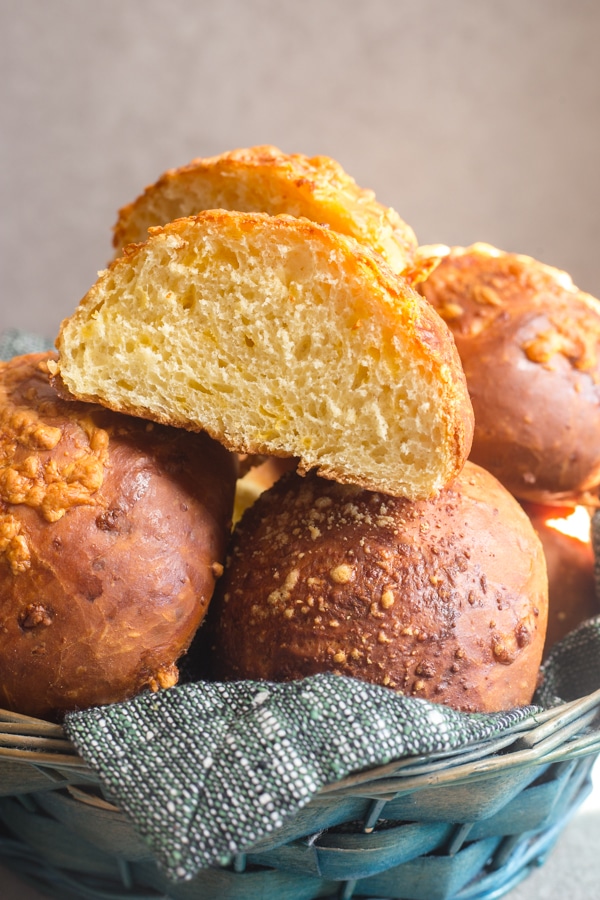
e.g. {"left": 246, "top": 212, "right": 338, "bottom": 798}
{"left": 1, "top": 686, "right": 599, "bottom": 797}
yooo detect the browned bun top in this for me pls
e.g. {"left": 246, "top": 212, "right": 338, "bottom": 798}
{"left": 208, "top": 462, "right": 548, "bottom": 713}
{"left": 0, "top": 352, "right": 237, "bottom": 720}
{"left": 418, "top": 243, "right": 600, "bottom": 503}
{"left": 111, "top": 144, "right": 418, "bottom": 276}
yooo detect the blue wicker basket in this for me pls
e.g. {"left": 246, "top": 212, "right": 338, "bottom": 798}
{"left": 0, "top": 685, "right": 599, "bottom": 900}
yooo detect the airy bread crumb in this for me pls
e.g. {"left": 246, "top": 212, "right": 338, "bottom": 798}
{"left": 56, "top": 210, "right": 474, "bottom": 500}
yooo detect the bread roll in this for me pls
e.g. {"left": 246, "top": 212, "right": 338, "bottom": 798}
{"left": 208, "top": 463, "right": 548, "bottom": 713}
{"left": 418, "top": 243, "right": 600, "bottom": 503}
{"left": 521, "top": 502, "right": 598, "bottom": 655}
{"left": 112, "top": 145, "right": 418, "bottom": 276}
{"left": 233, "top": 456, "right": 297, "bottom": 524}
{"left": 54, "top": 210, "right": 474, "bottom": 501}
{"left": 0, "top": 353, "right": 237, "bottom": 720}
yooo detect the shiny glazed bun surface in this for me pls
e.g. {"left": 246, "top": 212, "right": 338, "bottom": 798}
{"left": 418, "top": 243, "right": 600, "bottom": 503}
{"left": 209, "top": 463, "right": 548, "bottom": 713}
{"left": 0, "top": 353, "right": 237, "bottom": 719}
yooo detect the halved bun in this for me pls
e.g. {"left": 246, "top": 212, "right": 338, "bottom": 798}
{"left": 112, "top": 145, "right": 418, "bottom": 276}
{"left": 55, "top": 211, "right": 474, "bottom": 500}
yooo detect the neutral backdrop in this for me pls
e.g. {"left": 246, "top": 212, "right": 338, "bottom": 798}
{"left": 1, "top": 1, "right": 600, "bottom": 898}
{"left": 2, "top": 0, "right": 600, "bottom": 340}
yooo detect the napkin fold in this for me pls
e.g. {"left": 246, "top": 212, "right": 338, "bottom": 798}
{"left": 64, "top": 610, "right": 600, "bottom": 883}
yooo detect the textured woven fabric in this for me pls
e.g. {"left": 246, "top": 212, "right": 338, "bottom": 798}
{"left": 3, "top": 331, "right": 600, "bottom": 883}
{"left": 537, "top": 615, "right": 600, "bottom": 707}
{"left": 0, "top": 328, "right": 54, "bottom": 360}
{"left": 64, "top": 674, "right": 542, "bottom": 880}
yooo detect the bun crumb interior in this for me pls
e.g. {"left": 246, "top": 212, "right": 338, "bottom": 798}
{"left": 55, "top": 210, "right": 474, "bottom": 500}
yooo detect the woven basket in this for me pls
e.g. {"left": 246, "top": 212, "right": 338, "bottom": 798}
{"left": 0, "top": 688, "right": 599, "bottom": 900}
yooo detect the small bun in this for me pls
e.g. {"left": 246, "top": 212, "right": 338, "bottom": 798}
{"left": 233, "top": 456, "right": 297, "bottom": 524}
{"left": 112, "top": 144, "right": 418, "bottom": 275}
{"left": 520, "top": 502, "right": 598, "bottom": 655}
{"left": 418, "top": 243, "right": 600, "bottom": 503}
{"left": 208, "top": 463, "right": 548, "bottom": 713}
{"left": 56, "top": 210, "right": 474, "bottom": 501}
{"left": 0, "top": 353, "right": 237, "bottom": 720}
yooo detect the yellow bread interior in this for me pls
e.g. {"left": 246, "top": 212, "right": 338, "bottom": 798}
{"left": 56, "top": 210, "right": 473, "bottom": 499}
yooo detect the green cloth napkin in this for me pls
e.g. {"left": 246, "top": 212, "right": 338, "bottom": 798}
{"left": 0, "top": 328, "right": 54, "bottom": 360}
{"left": 3, "top": 331, "right": 600, "bottom": 883}
{"left": 64, "top": 673, "right": 545, "bottom": 881}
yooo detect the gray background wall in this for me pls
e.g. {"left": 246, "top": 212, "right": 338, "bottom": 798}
{"left": 2, "top": 0, "right": 600, "bottom": 340}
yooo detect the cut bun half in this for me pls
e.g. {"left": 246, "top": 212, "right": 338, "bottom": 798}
{"left": 55, "top": 210, "right": 474, "bottom": 500}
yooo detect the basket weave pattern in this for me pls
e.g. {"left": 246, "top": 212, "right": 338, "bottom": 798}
{"left": 0, "top": 690, "right": 599, "bottom": 900}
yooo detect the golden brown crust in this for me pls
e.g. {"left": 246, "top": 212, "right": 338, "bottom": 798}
{"left": 520, "top": 502, "right": 599, "bottom": 656}
{"left": 0, "top": 353, "right": 237, "bottom": 720}
{"left": 233, "top": 456, "right": 298, "bottom": 524}
{"left": 55, "top": 211, "right": 474, "bottom": 501}
{"left": 112, "top": 145, "right": 417, "bottom": 275}
{"left": 418, "top": 243, "right": 600, "bottom": 503}
{"left": 207, "top": 463, "right": 548, "bottom": 713}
